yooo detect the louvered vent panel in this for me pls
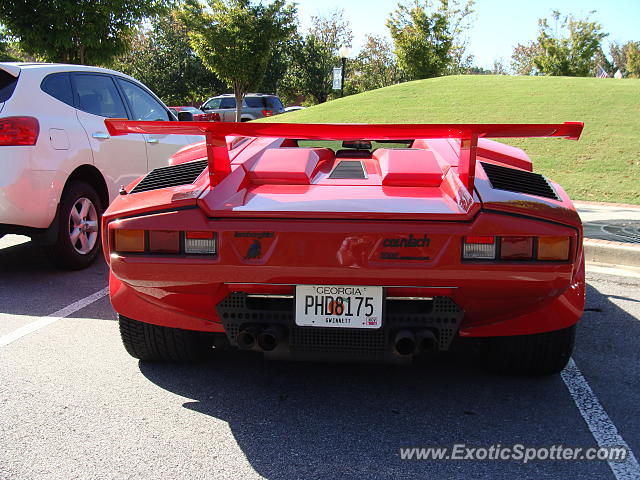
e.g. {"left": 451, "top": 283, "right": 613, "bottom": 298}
{"left": 328, "top": 160, "right": 367, "bottom": 179}
{"left": 130, "top": 159, "right": 208, "bottom": 194}
{"left": 481, "top": 162, "right": 559, "bottom": 200}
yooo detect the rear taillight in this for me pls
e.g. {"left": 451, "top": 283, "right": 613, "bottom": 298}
{"left": 115, "top": 230, "right": 145, "bottom": 253}
{"left": 0, "top": 116, "right": 39, "bottom": 146}
{"left": 185, "top": 231, "right": 216, "bottom": 254}
{"left": 261, "top": 109, "right": 273, "bottom": 117}
{"left": 149, "top": 231, "right": 180, "bottom": 253}
{"left": 500, "top": 236, "right": 533, "bottom": 260}
{"left": 463, "top": 235, "right": 570, "bottom": 261}
{"left": 113, "top": 229, "right": 217, "bottom": 255}
{"left": 537, "top": 236, "right": 570, "bottom": 261}
{"left": 463, "top": 236, "right": 496, "bottom": 259}
{"left": 211, "top": 113, "right": 221, "bottom": 122}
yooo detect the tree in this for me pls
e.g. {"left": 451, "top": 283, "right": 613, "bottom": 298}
{"left": 348, "top": 35, "right": 402, "bottom": 93}
{"left": 511, "top": 11, "right": 608, "bottom": 77}
{"left": 610, "top": 41, "right": 640, "bottom": 77}
{"left": 0, "top": 0, "right": 169, "bottom": 65}
{"left": 276, "top": 10, "right": 353, "bottom": 104}
{"left": 386, "top": 0, "right": 474, "bottom": 80}
{"left": 510, "top": 41, "right": 542, "bottom": 75}
{"left": 181, "top": 0, "right": 296, "bottom": 121}
{"left": 112, "top": 11, "right": 225, "bottom": 105}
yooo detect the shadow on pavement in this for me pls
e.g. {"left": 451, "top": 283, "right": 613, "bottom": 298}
{"left": 0, "top": 239, "right": 109, "bottom": 317}
{"left": 137, "top": 283, "right": 637, "bottom": 480}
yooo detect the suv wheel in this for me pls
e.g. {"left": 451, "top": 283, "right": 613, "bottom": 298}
{"left": 45, "top": 181, "right": 103, "bottom": 270}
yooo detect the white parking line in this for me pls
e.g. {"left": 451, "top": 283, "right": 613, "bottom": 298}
{"left": 0, "top": 287, "right": 109, "bottom": 347}
{"left": 562, "top": 358, "right": 640, "bottom": 480}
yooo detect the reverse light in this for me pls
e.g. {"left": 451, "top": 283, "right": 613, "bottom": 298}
{"left": 149, "top": 230, "right": 180, "bottom": 253}
{"left": 537, "top": 236, "right": 570, "bottom": 261}
{"left": 500, "top": 236, "right": 534, "bottom": 260}
{"left": 115, "top": 230, "right": 145, "bottom": 253}
{"left": 185, "top": 231, "right": 216, "bottom": 254}
{"left": 0, "top": 116, "right": 39, "bottom": 146}
{"left": 463, "top": 236, "right": 496, "bottom": 259}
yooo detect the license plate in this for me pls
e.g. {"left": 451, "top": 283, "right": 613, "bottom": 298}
{"left": 295, "top": 285, "right": 383, "bottom": 329}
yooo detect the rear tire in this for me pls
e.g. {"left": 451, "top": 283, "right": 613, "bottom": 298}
{"left": 485, "top": 325, "right": 576, "bottom": 376}
{"left": 118, "top": 315, "right": 211, "bottom": 362}
{"left": 45, "top": 181, "right": 102, "bottom": 270}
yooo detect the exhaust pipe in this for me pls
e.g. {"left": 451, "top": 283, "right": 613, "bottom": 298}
{"left": 237, "top": 325, "right": 262, "bottom": 350}
{"left": 393, "top": 329, "right": 416, "bottom": 356}
{"left": 257, "top": 325, "right": 285, "bottom": 352}
{"left": 416, "top": 329, "right": 438, "bottom": 353}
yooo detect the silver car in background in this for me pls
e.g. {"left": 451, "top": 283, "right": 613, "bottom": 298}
{"left": 200, "top": 93, "right": 285, "bottom": 122}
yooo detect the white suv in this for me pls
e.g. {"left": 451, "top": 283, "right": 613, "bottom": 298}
{"left": 0, "top": 63, "right": 201, "bottom": 269}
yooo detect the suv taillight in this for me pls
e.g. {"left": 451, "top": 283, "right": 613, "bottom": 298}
{"left": 261, "top": 109, "right": 273, "bottom": 117}
{"left": 0, "top": 116, "right": 40, "bottom": 146}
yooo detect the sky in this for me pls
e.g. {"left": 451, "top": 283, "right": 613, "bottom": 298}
{"left": 294, "top": 0, "right": 640, "bottom": 70}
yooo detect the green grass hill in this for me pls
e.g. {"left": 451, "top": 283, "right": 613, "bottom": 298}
{"left": 265, "top": 75, "right": 640, "bottom": 204}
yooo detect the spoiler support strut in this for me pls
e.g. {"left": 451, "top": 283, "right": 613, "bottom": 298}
{"left": 105, "top": 120, "right": 583, "bottom": 191}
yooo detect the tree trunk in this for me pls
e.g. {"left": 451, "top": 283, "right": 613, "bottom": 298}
{"left": 233, "top": 82, "right": 243, "bottom": 122}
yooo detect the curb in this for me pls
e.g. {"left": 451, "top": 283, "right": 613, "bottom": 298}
{"left": 583, "top": 239, "right": 640, "bottom": 267}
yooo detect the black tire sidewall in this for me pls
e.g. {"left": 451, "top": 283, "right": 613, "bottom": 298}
{"left": 48, "top": 181, "right": 103, "bottom": 270}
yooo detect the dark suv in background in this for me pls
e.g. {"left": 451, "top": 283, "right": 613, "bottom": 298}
{"left": 200, "top": 93, "right": 285, "bottom": 122}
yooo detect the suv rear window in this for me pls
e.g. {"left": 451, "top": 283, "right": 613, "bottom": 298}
{"left": 266, "top": 97, "right": 283, "bottom": 109}
{"left": 41, "top": 73, "right": 74, "bottom": 107}
{"left": 244, "top": 97, "right": 265, "bottom": 108}
{"left": 0, "top": 70, "right": 18, "bottom": 103}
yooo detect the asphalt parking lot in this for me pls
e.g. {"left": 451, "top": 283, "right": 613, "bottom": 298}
{"left": 1, "top": 235, "right": 639, "bottom": 480}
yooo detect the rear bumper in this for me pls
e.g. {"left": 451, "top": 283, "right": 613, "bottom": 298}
{"left": 107, "top": 208, "right": 585, "bottom": 339}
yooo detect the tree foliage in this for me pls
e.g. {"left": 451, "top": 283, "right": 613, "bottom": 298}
{"left": 610, "top": 41, "right": 640, "bottom": 78}
{"left": 277, "top": 10, "right": 353, "bottom": 105}
{"left": 0, "top": 0, "right": 168, "bottom": 65}
{"left": 386, "top": 0, "right": 474, "bottom": 80}
{"left": 112, "top": 11, "right": 224, "bottom": 105}
{"left": 512, "top": 11, "right": 608, "bottom": 77}
{"left": 347, "top": 35, "right": 402, "bottom": 94}
{"left": 511, "top": 41, "right": 543, "bottom": 75}
{"left": 181, "top": 0, "right": 296, "bottom": 121}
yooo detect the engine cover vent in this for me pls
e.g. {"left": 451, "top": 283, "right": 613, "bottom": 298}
{"left": 481, "top": 161, "right": 560, "bottom": 200}
{"left": 328, "top": 160, "right": 367, "bottom": 179}
{"left": 130, "top": 159, "right": 207, "bottom": 194}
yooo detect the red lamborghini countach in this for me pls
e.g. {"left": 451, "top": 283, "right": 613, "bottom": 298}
{"left": 102, "top": 120, "right": 585, "bottom": 375}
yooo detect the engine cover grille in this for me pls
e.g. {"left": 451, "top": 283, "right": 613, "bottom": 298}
{"left": 130, "top": 159, "right": 207, "bottom": 194}
{"left": 328, "top": 160, "right": 367, "bottom": 179}
{"left": 481, "top": 161, "right": 559, "bottom": 200}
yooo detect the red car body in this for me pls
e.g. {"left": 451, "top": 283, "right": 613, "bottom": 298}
{"left": 169, "top": 106, "right": 221, "bottom": 122}
{"left": 102, "top": 120, "right": 585, "bottom": 373}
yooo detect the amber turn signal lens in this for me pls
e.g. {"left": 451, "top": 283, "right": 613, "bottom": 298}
{"left": 537, "top": 236, "right": 570, "bottom": 261}
{"left": 114, "top": 229, "right": 145, "bottom": 252}
{"left": 500, "top": 236, "right": 533, "bottom": 260}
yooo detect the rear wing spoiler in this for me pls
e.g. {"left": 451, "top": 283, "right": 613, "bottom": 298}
{"left": 105, "top": 120, "right": 583, "bottom": 192}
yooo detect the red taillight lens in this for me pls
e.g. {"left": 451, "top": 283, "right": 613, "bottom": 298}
{"left": 463, "top": 236, "right": 496, "bottom": 259}
{"left": 0, "top": 116, "right": 40, "bottom": 146}
{"left": 211, "top": 113, "right": 221, "bottom": 121}
{"left": 500, "top": 236, "right": 534, "bottom": 260}
{"left": 261, "top": 109, "right": 273, "bottom": 117}
{"left": 149, "top": 230, "right": 180, "bottom": 253}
